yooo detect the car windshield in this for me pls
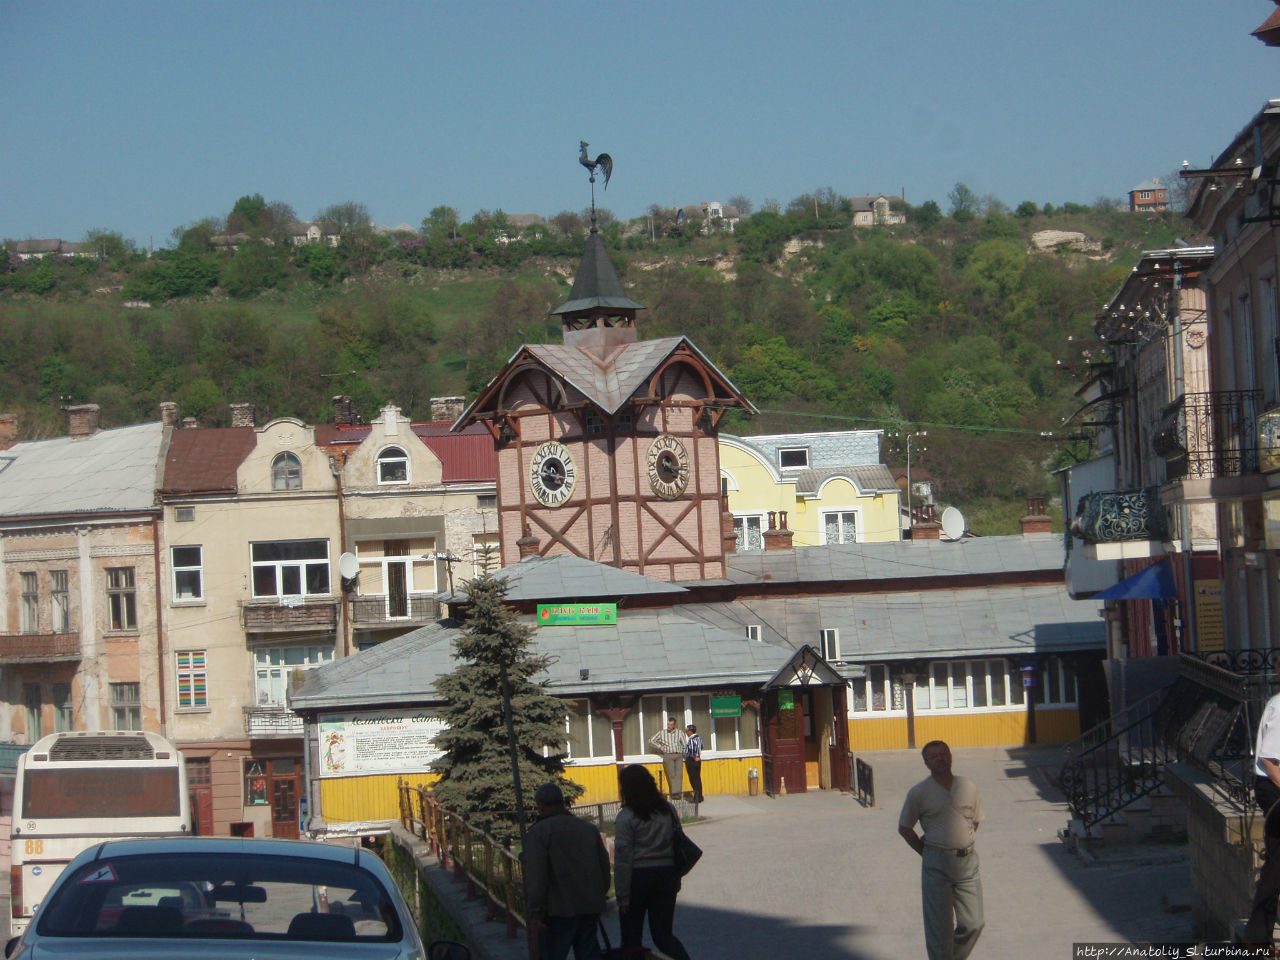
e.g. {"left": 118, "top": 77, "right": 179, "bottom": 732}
{"left": 36, "top": 851, "right": 401, "bottom": 941}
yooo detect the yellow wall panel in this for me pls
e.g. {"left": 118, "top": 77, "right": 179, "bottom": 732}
{"left": 846, "top": 709, "right": 1081, "bottom": 752}
{"left": 320, "top": 772, "right": 438, "bottom": 824}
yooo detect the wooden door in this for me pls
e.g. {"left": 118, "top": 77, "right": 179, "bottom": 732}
{"left": 763, "top": 689, "right": 807, "bottom": 795}
{"left": 828, "top": 684, "right": 852, "bottom": 792}
{"left": 186, "top": 758, "right": 213, "bottom": 835}
{"left": 269, "top": 758, "right": 300, "bottom": 839}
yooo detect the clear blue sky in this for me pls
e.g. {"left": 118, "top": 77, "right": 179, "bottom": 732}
{"left": 2, "top": 1, "right": 1276, "bottom": 249}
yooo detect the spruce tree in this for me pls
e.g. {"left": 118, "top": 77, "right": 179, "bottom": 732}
{"left": 431, "top": 573, "right": 582, "bottom": 837}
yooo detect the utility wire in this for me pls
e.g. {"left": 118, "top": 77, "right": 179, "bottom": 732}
{"left": 753, "top": 408, "right": 1056, "bottom": 438}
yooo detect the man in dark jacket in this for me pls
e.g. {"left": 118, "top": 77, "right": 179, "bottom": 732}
{"left": 524, "top": 782, "right": 612, "bottom": 960}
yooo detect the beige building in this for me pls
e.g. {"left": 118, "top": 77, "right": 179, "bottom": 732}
{"left": 0, "top": 406, "right": 168, "bottom": 741}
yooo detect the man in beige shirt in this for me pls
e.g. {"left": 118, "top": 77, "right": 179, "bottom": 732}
{"left": 650, "top": 717, "right": 688, "bottom": 799}
{"left": 898, "top": 740, "right": 984, "bottom": 960}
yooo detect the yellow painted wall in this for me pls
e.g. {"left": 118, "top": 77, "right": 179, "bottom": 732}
{"left": 846, "top": 709, "right": 1081, "bottom": 751}
{"left": 718, "top": 439, "right": 901, "bottom": 546}
{"left": 320, "top": 772, "right": 438, "bottom": 823}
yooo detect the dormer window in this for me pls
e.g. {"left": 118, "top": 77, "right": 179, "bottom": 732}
{"left": 271, "top": 452, "right": 302, "bottom": 490}
{"left": 778, "top": 448, "right": 809, "bottom": 470}
{"left": 378, "top": 446, "right": 409, "bottom": 484}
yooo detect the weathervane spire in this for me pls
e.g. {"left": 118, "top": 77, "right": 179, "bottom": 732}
{"left": 578, "top": 141, "right": 612, "bottom": 230}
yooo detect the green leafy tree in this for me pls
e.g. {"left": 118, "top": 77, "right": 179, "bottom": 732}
{"left": 227, "top": 194, "right": 267, "bottom": 234}
{"left": 1015, "top": 201, "right": 1038, "bottom": 219}
{"left": 431, "top": 575, "right": 581, "bottom": 836}
{"left": 422, "top": 205, "right": 460, "bottom": 243}
{"left": 948, "top": 182, "right": 977, "bottom": 222}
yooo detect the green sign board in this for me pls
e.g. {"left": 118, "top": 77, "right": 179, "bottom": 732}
{"left": 711, "top": 696, "right": 741, "bottom": 718}
{"left": 777, "top": 690, "right": 794, "bottom": 710}
{"left": 536, "top": 602, "right": 618, "bottom": 626}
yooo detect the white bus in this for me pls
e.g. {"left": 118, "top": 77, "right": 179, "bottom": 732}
{"left": 10, "top": 731, "right": 191, "bottom": 936}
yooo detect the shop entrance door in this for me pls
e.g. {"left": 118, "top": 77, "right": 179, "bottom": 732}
{"left": 269, "top": 758, "right": 300, "bottom": 839}
{"left": 762, "top": 688, "right": 807, "bottom": 795}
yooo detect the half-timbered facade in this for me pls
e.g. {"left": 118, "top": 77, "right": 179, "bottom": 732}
{"left": 456, "top": 227, "right": 755, "bottom": 580}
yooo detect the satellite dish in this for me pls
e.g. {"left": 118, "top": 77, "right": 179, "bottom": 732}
{"left": 338, "top": 552, "right": 360, "bottom": 580}
{"left": 941, "top": 507, "right": 966, "bottom": 542}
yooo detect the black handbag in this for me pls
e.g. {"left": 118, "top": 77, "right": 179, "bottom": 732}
{"left": 671, "top": 814, "right": 703, "bottom": 877}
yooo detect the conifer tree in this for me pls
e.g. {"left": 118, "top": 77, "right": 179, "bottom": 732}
{"left": 431, "top": 574, "right": 582, "bottom": 837}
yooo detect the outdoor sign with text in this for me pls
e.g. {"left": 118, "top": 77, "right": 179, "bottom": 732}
{"left": 536, "top": 603, "right": 618, "bottom": 626}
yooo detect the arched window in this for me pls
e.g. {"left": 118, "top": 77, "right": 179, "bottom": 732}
{"left": 272, "top": 452, "right": 302, "bottom": 490}
{"left": 377, "top": 446, "right": 409, "bottom": 484}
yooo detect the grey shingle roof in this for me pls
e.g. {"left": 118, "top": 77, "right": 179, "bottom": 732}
{"left": 792, "top": 465, "right": 898, "bottom": 496}
{"left": 289, "top": 606, "right": 797, "bottom": 711}
{"left": 728, "top": 430, "right": 883, "bottom": 470}
{"left": 0, "top": 422, "right": 165, "bottom": 517}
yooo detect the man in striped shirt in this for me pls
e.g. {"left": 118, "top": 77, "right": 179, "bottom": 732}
{"left": 684, "top": 724, "right": 704, "bottom": 803}
{"left": 650, "top": 718, "right": 688, "bottom": 798}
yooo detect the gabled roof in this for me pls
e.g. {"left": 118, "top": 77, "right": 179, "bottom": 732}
{"left": 314, "top": 421, "right": 496, "bottom": 484}
{"left": 289, "top": 605, "right": 808, "bottom": 711}
{"left": 793, "top": 465, "right": 899, "bottom": 497}
{"left": 159, "top": 427, "right": 256, "bottom": 495}
{"left": 1129, "top": 180, "right": 1164, "bottom": 193}
{"left": 444, "top": 553, "right": 688, "bottom": 604}
{"left": 459, "top": 336, "right": 756, "bottom": 422}
{"left": 0, "top": 422, "right": 166, "bottom": 517}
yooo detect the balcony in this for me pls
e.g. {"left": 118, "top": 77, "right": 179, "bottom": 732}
{"left": 1156, "top": 390, "right": 1269, "bottom": 503}
{"left": 0, "top": 631, "right": 80, "bottom": 663}
{"left": 244, "top": 706, "right": 304, "bottom": 737}
{"left": 1071, "top": 487, "right": 1168, "bottom": 561}
{"left": 241, "top": 598, "right": 338, "bottom": 634}
{"left": 350, "top": 594, "right": 440, "bottom": 628}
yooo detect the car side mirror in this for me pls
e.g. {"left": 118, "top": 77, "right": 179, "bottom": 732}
{"left": 5, "top": 935, "right": 20, "bottom": 958}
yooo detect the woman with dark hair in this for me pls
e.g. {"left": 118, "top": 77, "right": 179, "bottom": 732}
{"left": 614, "top": 764, "right": 692, "bottom": 960}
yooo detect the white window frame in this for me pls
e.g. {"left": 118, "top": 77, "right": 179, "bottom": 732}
{"left": 250, "top": 539, "right": 330, "bottom": 599}
{"left": 820, "top": 506, "right": 863, "bottom": 545}
{"left": 377, "top": 446, "right": 409, "bottom": 484}
{"left": 176, "top": 649, "right": 208, "bottom": 710}
{"left": 253, "top": 644, "right": 333, "bottom": 708}
{"left": 732, "top": 513, "right": 767, "bottom": 552}
{"left": 850, "top": 664, "right": 902, "bottom": 714}
{"left": 171, "top": 544, "right": 204, "bottom": 603}
{"left": 745, "top": 624, "right": 762, "bottom": 642}
{"left": 819, "top": 628, "right": 840, "bottom": 661}
{"left": 271, "top": 452, "right": 302, "bottom": 491}
{"left": 110, "top": 681, "right": 141, "bottom": 730}
{"left": 778, "top": 447, "right": 810, "bottom": 470}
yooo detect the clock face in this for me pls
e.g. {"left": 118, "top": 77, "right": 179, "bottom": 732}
{"left": 647, "top": 434, "right": 691, "bottom": 500}
{"left": 529, "top": 440, "right": 577, "bottom": 507}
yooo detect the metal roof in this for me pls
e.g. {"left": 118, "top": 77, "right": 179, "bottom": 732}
{"left": 550, "top": 228, "right": 646, "bottom": 317}
{"left": 441, "top": 553, "right": 688, "bottom": 604}
{"left": 713, "top": 533, "right": 1065, "bottom": 586}
{"left": 792, "top": 465, "right": 899, "bottom": 497}
{"left": 0, "top": 422, "right": 165, "bottom": 517}
{"left": 289, "top": 606, "right": 797, "bottom": 711}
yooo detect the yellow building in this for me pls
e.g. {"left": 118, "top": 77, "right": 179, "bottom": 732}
{"left": 719, "top": 431, "right": 902, "bottom": 548}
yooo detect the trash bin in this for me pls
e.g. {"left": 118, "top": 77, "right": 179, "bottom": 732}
{"left": 748, "top": 767, "right": 759, "bottom": 796}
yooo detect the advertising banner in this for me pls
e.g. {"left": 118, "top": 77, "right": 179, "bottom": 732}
{"left": 317, "top": 712, "right": 445, "bottom": 777}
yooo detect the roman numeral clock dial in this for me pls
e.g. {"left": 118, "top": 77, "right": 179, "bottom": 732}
{"left": 529, "top": 440, "right": 577, "bottom": 507}
{"left": 647, "top": 434, "right": 690, "bottom": 501}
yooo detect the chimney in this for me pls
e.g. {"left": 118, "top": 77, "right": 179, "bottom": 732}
{"left": 158, "top": 401, "right": 180, "bottom": 427}
{"left": 912, "top": 503, "right": 942, "bottom": 540}
{"left": 66, "top": 403, "right": 100, "bottom": 438}
{"left": 722, "top": 494, "right": 737, "bottom": 555}
{"left": 430, "top": 396, "right": 466, "bottom": 423}
{"left": 1021, "top": 496, "right": 1052, "bottom": 536}
{"left": 333, "top": 395, "right": 358, "bottom": 427}
{"left": 181, "top": 416, "right": 198, "bottom": 429}
{"left": 516, "top": 524, "right": 540, "bottom": 559}
{"left": 229, "top": 402, "right": 255, "bottom": 427}
{"left": 763, "top": 511, "right": 795, "bottom": 551}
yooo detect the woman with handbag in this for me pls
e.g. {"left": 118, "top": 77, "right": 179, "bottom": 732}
{"left": 614, "top": 764, "right": 693, "bottom": 960}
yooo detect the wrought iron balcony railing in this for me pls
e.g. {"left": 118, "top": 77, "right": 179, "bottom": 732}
{"left": 1070, "top": 487, "right": 1168, "bottom": 544}
{"left": 0, "top": 631, "right": 81, "bottom": 663}
{"left": 244, "top": 706, "right": 304, "bottom": 737}
{"left": 1155, "top": 390, "right": 1263, "bottom": 480}
{"left": 241, "top": 598, "right": 338, "bottom": 633}
{"left": 350, "top": 594, "right": 440, "bottom": 626}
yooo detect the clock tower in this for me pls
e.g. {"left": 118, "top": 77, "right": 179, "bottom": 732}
{"left": 455, "top": 209, "right": 755, "bottom": 581}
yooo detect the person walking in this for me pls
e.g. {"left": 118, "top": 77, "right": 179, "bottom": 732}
{"left": 1245, "top": 685, "right": 1280, "bottom": 948}
{"left": 684, "top": 724, "right": 704, "bottom": 803}
{"left": 898, "top": 740, "right": 984, "bottom": 960}
{"left": 650, "top": 717, "right": 688, "bottom": 799}
{"left": 523, "top": 782, "right": 612, "bottom": 960}
{"left": 615, "top": 764, "right": 692, "bottom": 960}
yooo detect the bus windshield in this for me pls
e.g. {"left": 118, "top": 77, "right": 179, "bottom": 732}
{"left": 22, "top": 769, "right": 182, "bottom": 819}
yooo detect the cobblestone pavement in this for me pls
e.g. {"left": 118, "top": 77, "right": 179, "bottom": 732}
{"left": 618, "top": 746, "right": 1193, "bottom": 960}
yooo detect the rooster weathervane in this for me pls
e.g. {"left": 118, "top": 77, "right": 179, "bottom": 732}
{"left": 579, "top": 141, "right": 612, "bottom": 227}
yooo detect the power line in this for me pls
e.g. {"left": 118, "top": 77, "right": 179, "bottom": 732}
{"left": 753, "top": 408, "right": 1056, "bottom": 438}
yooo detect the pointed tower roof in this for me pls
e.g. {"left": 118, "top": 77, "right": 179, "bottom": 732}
{"left": 551, "top": 227, "right": 645, "bottom": 318}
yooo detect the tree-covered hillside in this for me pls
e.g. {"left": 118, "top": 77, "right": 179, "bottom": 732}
{"left": 0, "top": 191, "right": 1194, "bottom": 531}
